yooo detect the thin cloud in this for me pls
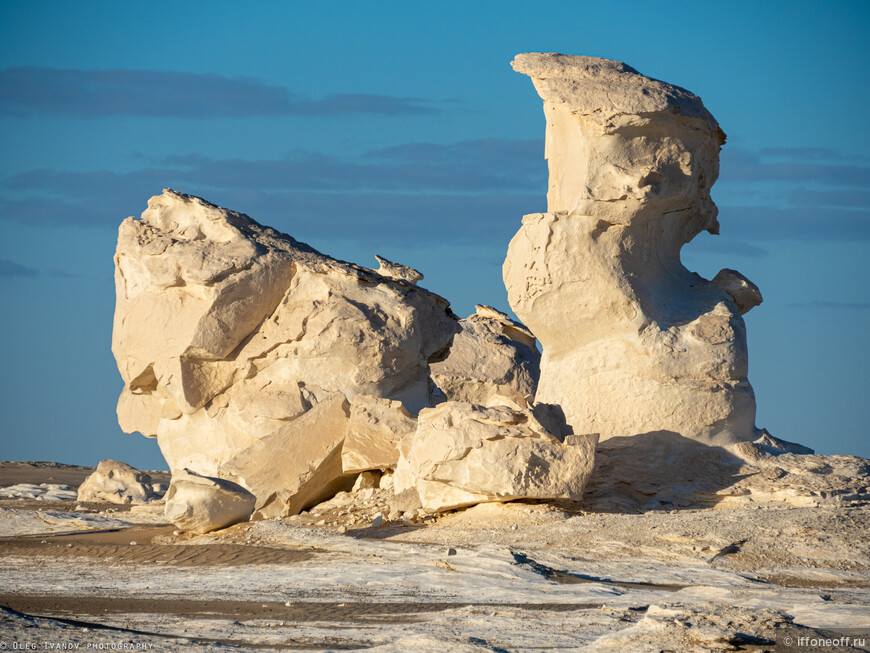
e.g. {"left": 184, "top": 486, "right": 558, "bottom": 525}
{"left": 721, "top": 205, "right": 870, "bottom": 242}
{"left": 0, "top": 258, "right": 38, "bottom": 277}
{"left": 721, "top": 148, "right": 869, "bottom": 188}
{"left": 0, "top": 186, "right": 543, "bottom": 247}
{"left": 758, "top": 147, "right": 845, "bottom": 160}
{"left": 4, "top": 141, "right": 546, "bottom": 196}
{"left": 0, "top": 67, "right": 439, "bottom": 118}
{"left": 788, "top": 300, "right": 870, "bottom": 311}
{"left": 789, "top": 189, "right": 870, "bottom": 209}
{"left": 682, "top": 236, "right": 768, "bottom": 258}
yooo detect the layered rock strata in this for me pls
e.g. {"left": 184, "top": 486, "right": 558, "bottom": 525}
{"left": 504, "top": 53, "right": 762, "bottom": 445}
{"left": 113, "top": 190, "right": 457, "bottom": 516}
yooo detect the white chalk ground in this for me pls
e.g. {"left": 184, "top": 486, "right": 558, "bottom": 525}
{"left": 2, "top": 500, "right": 870, "bottom": 652}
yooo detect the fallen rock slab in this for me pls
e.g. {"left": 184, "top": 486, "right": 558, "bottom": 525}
{"left": 394, "top": 402, "right": 596, "bottom": 513}
{"left": 220, "top": 394, "right": 355, "bottom": 519}
{"left": 163, "top": 469, "right": 255, "bottom": 534}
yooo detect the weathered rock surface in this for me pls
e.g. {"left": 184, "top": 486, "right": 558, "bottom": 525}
{"left": 504, "top": 53, "right": 761, "bottom": 445}
{"left": 220, "top": 394, "right": 355, "bottom": 519}
{"left": 374, "top": 254, "right": 423, "bottom": 284}
{"left": 163, "top": 468, "right": 255, "bottom": 534}
{"left": 76, "top": 459, "right": 158, "bottom": 504}
{"left": 341, "top": 395, "right": 416, "bottom": 474}
{"left": 583, "top": 430, "right": 870, "bottom": 512}
{"left": 394, "top": 402, "right": 596, "bottom": 513}
{"left": 113, "top": 190, "right": 457, "bottom": 514}
{"left": 431, "top": 305, "right": 541, "bottom": 405}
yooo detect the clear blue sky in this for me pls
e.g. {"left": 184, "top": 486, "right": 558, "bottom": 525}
{"left": 1, "top": 0, "right": 867, "bottom": 469}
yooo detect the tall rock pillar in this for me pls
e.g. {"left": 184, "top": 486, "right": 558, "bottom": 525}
{"left": 504, "top": 53, "right": 762, "bottom": 445}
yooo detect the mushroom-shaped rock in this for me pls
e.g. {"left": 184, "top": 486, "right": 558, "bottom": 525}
{"left": 431, "top": 305, "right": 541, "bottom": 406}
{"left": 77, "top": 459, "right": 158, "bottom": 504}
{"left": 393, "top": 402, "right": 596, "bottom": 513}
{"left": 164, "top": 469, "right": 255, "bottom": 534}
{"left": 504, "top": 53, "right": 763, "bottom": 446}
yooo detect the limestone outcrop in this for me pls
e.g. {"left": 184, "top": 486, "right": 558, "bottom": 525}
{"left": 77, "top": 459, "right": 159, "bottom": 504}
{"left": 393, "top": 402, "right": 596, "bottom": 513}
{"left": 431, "top": 305, "right": 541, "bottom": 405}
{"left": 341, "top": 395, "right": 417, "bottom": 474}
{"left": 504, "top": 53, "right": 762, "bottom": 445}
{"left": 113, "top": 190, "right": 457, "bottom": 515}
{"left": 582, "top": 430, "right": 869, "bottom": 512}
{"left": 164, "top": 469, "right": 256, "bottom": 534}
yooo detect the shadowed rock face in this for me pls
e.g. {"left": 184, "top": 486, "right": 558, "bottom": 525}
{"left": 504, "top": 53, "right": 762, "bottom": 445}
{"left": 112, "top": 190, "right": 458, "bottom": 515}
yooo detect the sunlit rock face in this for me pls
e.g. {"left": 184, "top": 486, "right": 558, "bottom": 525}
{"left": 430, "top": 304, "right": 541, "bottom": 406}
{"left": 112, "top": 190, "right": 457, "bottom": 515}
{"left": 504, "top": 53, "right": 762, "bottom": 445}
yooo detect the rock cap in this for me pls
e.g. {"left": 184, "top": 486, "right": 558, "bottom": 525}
{"left": 511, "top": 52, "right": 724, "bottom": 138}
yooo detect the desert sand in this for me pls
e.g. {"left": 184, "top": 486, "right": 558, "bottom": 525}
{"left": 2, "top": 460, "right": 869, "bottom": 651}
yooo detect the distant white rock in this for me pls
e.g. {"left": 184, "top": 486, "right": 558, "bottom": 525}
{"left": 163, "top": 468, "right": 255, "bottom": 534}
{"left": 77, "top": 459, "right": 159, "bottom": 504}
{"left": 0, "top": 483, "right": 77, "bottom": 501}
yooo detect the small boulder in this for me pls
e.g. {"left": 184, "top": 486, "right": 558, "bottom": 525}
{"left": 394, "top": 402, "right": 596, "bottom": 513}
{"left": 164, "top": 469, "right": 255, "bottom": 534}
{"left": 77, "top": 459, "right": 158, "bottom": 504}
{"left": 352, "top": 470, "right": 382, "bottom": 491}
{"left": 374, "top": 254, "right": 423, "bottom": 284}
{"left": 431, "top": 305, "right": 540, "bottom": 406}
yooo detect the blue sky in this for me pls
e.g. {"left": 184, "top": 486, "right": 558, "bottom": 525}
{"left": 1, "top": 0, "right": 868, "bottom": 469}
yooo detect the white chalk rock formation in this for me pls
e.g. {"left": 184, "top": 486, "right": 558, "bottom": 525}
{"left": 394, "top": 402, "right": 596, "bottom": 513}
{"left": 219, "top": 393, "right": 355, "bottom": 519}
{"left": 164, "top": 468, "right": 255, "bottom": 534}
{"left": 76, "top": 459, "right": 158, "bottom": 504}
{"left": 113, "top": 190, "right": 457, "bottom": 514}
{"left": 431, "top": 305, "right": 541, "bottom": 405}
{"left": 582, "top": 430, "right": 870, "bottom": 511}
{"left": 374, "top": 254, "right": 423, "bottom": 284}
{"left": 504, "top": 53, "right": 762, "bottom": 445}
{"left": 341, "top": 394, "right": 417, "bottom": 474}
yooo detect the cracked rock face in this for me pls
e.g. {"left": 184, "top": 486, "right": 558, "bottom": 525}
{"left": 393, "top": 401, "right": 596, "bottom": 513}
{"left": 430, "top": 304, "right": 541, "bottom": 406}
{"left": 113, "top": 190, "right": 457, "bottom": 514}
{"left": 504, "top": 53, "right": 762, "bottom": 445}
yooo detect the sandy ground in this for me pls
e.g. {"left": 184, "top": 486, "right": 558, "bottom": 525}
{"left": 1, "top": 461, "right": 869, "bottom": 652}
